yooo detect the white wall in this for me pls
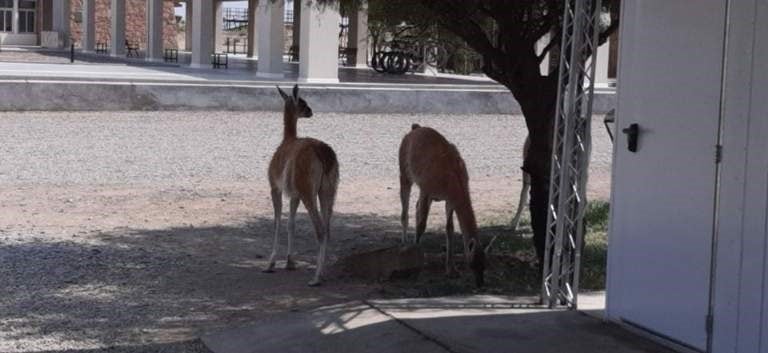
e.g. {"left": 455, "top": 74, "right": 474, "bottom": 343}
{"left": 711, "top": 0, "right": 768, "bottom": 352}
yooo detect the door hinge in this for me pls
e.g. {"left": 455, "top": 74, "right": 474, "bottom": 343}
{"left": 706, "top": 314, "right": 714, "bottom": 335}
{"left": 715, "top": 145, "right": 723, "bottom": 164}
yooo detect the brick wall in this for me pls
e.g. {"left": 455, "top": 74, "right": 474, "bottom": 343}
{"left": 69, "top": 0, "right": 179, "bottom": 49}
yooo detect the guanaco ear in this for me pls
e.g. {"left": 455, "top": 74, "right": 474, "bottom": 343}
{"left": 276, "top": 86, "right": 289, "bottom": 100}
{"left": 292, "top": 84, "right": 299, "bottom": 99}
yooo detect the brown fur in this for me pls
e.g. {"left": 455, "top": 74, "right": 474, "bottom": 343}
{"left": 265, "top": 85, "right": 339, "bottom": 286}
{"left": 399, "top": 125, "right": 486, "bottom": 287}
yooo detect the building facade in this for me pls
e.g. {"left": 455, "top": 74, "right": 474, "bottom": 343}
{"left": 0, "top": 0, "right": 40, "bottom": 45}
{"left": 0, "top": 0, "right": 177, "bottom": 48}
{"left": 68, "top": 0, "right": 178, "bottom": 48}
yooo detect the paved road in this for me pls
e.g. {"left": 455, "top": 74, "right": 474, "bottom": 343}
{"left": 0, "top": 111, "right": 613, "bottom": 189}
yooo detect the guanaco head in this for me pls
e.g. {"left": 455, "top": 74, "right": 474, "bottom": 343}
{"left": 277, "top": 84, "right": 313, "bottom": 118}
{"left": 467, "top": 238, "right": 486, "bottom": 287}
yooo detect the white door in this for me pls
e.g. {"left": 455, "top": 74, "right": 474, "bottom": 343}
{"left": 606, "top": 1, "right": 726, "bottom": 350}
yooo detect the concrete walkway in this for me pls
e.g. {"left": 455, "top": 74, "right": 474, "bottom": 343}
{"left": 202, "top": 294, "right": 671, "bottom": 353}
{"left": 0, "top": 48, "right": 615, "bottom": 113}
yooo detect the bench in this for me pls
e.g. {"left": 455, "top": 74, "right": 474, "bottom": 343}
{"left": 125, "top": 40, "right": 140, "bottom": 57}
{"left": 163, "top": 48, "right": 178, "bottom": 63}
{"left": 95, "top": 42, "right": 108, "bottom": 54}
{"left": 212, "top": 52, "right": 228, "bottom": 69}
{"left": 339, "top": 47, "right": 358, "bottom": 66}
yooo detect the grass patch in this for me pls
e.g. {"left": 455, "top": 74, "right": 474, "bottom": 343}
{"left": 581, "top": 201, "right": 609, "bottom": 290}
{"left": 378, "top": 201, "right": 610, "bottom": 298}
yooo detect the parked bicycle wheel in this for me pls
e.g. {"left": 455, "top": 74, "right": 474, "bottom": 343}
{"left": 385, "top": 51, "right": 410, "bottom": 74}
{"left": 372, "top": 51, "right": 388, "bottom": 73}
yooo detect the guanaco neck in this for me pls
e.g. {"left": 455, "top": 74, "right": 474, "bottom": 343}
{"left": 283, "top": 104, "right": 298, "bottom": 141}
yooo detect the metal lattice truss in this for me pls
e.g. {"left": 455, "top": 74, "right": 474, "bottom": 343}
{"left": 541, "top": 0, "right": 602, "bottom": 309}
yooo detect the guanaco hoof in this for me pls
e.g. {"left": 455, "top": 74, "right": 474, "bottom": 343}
{"left": 308, "top": 279, "right": 322, "bottom": 287}
{"left": 262, "top": 264, "right": 276, "bottom": 273}
{"left": 285, "top": 259, "right": 297, "bottom": 271}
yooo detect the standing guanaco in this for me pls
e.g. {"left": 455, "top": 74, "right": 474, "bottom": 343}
{"left": 399, "top": 124, "right": 486, "bottom": 287}
{"left": 265, "top": 85, "right": 339, "bottom": 287}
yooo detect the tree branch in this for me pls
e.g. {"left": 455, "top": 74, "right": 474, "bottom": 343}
{"left": 597, "top": 21, "right": 619, "bottom": 46}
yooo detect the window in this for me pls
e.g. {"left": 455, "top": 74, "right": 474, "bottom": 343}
{"left": 19, "top": 10, "right": 34, "bottom": 33}
{"left": 0, "top": 7, "right": 10, "bottom": 33}
{"left": 18, "top": 0, "right": 36, "bottom": 33}
{"left": 0, "top": 0, "right": 10, "bottom": 32}
{"left": 18, "top": 0, "right": 35, "bottom": 9}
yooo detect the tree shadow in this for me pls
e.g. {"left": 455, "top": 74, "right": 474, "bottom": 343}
{"left": 0, "top": 210, "right": 552, "bottom": 352}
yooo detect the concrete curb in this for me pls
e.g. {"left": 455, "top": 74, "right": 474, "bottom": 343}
{"left": 0, "top": 80, "right": 616, "bottom": 114}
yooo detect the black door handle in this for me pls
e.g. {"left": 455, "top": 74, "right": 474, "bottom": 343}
{"left": 622, "top": 123, "right": 639, "bottom": 152}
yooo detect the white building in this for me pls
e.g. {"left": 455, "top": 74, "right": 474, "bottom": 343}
{"left": 41, "top": 0, "right": 367, "bottom": 83}
{"left": 606, "top": 1, "right": 767, "bottom": 352}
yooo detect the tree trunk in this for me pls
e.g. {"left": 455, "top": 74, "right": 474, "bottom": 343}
{"left": 483, "top": 51, "right": 557, "bottom": 268}
{"left": 513, "top": 75, "right": 559, "bottom": 266}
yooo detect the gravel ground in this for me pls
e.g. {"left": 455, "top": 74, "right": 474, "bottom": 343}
{"left": 0, "top": 111, "right": 613, "bottom": 353}
{"left": 0, "top": 111, "right": 612, "bottom": 187}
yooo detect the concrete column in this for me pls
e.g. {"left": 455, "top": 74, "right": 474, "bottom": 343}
{"left": 51, "top": 0, "right": 70, "bottom": 47}
{"left": 190, "top": 0, "right": 214, "bottom": 68}
{"left": 246, "top": 0, "right": 257, "bottom": 57}
{"left": 291, "top": 0, "right": 300, "bottom": 59}
{"left": 146, "top": 0, "right": 164, "bottom": 61}
{"left": 256, "top": 0, "right": 284, "bottom": 78}
{"left": 594, "top": 40, "right": 611, "bottom": 86}
{"left": 185, "top": 1, "right": 193, "bottom": 51}
{"left": 299, "top": 1, "right": 340, "bottom": 83}
{"left": 347, "top": 3, "right": 368, "bottom": 67}
{"left": 110, "top": 0, "right": 126, "bottom": 56}
{"left": 82, "top": 0, "right": 96, "bottom": 51}
{"left": 11, "top": 0, "right": 18, "bottom": 34}
{"left": 213, "top": 0, "right": 222, "bottom": 52}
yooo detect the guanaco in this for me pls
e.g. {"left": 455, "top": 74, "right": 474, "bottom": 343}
{"left": 399, "top": 124, "right": 486, "bottom": 287}
{"left": 486, "top": 136, "right": 529, "bottom": 253}
{"left": 512, "top": 136, "right": 530, "bottom": 231}
{"left": 265, "top": 84, "right": 339, "bottom": 287}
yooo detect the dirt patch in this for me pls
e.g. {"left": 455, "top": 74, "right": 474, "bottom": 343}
{"left": 0, "top": 176, "right": 561, "bottom": 352}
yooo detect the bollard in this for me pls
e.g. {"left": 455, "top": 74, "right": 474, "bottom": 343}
{"left": 70, "top": 43, "right": 75, "bottom": 63}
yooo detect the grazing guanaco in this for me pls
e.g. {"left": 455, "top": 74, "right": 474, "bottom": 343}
{"left": 265, "top": 84, "right": 339, "bottom": 287}
{"left": 485, "top": 136, "right": 529, "bottom": 253}
{"left": 511, "top": 136, "right": 531, "bottom": 231}
{"left": 399, "top": 124, "right": 486, "bottom": 287}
